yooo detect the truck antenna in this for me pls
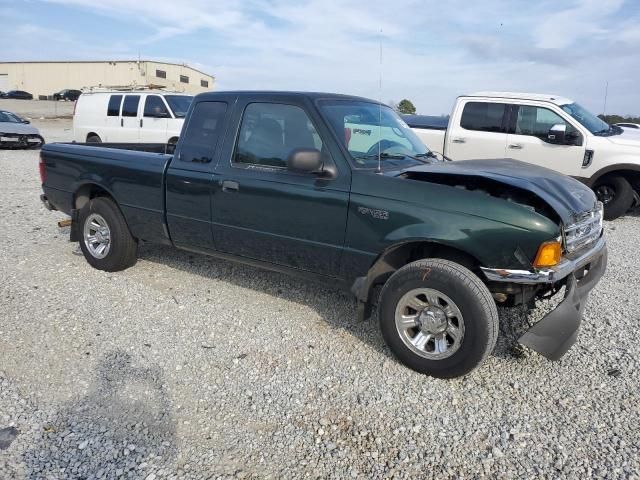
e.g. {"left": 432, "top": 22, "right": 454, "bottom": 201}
{"left": 376, "top": 29, "right": 383, "bottom": 174}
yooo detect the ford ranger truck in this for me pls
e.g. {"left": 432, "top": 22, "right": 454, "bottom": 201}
{"left": 406, "top": 92, "right": 640, "bottom": 220}
{"left": 39, "top": 91, "right": 607, "bottom": 378}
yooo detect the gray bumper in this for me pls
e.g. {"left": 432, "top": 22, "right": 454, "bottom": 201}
{"left": 481, "top": 237, "right": 608, "bottom": 360}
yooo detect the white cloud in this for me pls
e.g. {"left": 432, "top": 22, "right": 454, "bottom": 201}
{"left": 6, "top": 0, "right": 640, "bottom": 115}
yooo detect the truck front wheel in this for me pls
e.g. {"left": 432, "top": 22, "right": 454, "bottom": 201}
{"left": 378, "top": 259, "right": 498, "bottom": 378}
{"left": 594, "top": 175, "right": 634, "bottom": 220}
{"left": 78, "top": 197, "right": 138, "bottom": 272}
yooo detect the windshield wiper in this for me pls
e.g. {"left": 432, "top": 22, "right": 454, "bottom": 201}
{"left": 415, "top": 152, "right": 451, "bottom": 162}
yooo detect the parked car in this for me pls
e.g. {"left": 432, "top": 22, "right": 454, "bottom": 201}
{"left": 0, "top": 110, "right": 44, "bottom": 148}
{"left": 73, "top": 90, "right": 193, "bottom": 147}
{"left": 1, "top": 90, "right": 34, "bottom": 100}
{"left": 40, "top": 91, "right": 607, "bottom": 378}
{"left": 408, "top": 92, "right": 640, "bottom": 220}
{"left": 615, "top": 122, "right": 640, "bottom": 130}
{"left": 53, "top": 89, "right": 81, "bottom": 101}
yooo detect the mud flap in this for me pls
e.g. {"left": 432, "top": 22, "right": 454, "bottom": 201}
{"left": 518, "top": 246, "right": 607, "bottom": 360}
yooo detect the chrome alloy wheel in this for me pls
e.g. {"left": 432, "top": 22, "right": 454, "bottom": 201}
{"left": 83, "top": 213, "right": 111, "bottom": 259}
{"left": 394, "top": 288, "right": 465, "bottom": 360}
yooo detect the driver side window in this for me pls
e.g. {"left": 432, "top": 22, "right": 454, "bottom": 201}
{"left": 515, "top": 106, "right": 577, "bottom": 140}
{"left": 233, "top": 103, "right": 323, "bottom": 169}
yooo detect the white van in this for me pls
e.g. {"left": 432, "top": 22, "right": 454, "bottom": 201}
{"left": 73, "top": 90, "right": 193, "bottom": 146}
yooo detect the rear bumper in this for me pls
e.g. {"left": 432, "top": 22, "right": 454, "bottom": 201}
{"left": 481, "top": 236, "right": 608, "bottom": 360}
{"left": 40, "top": 193, "right": 56, "bottom": 211}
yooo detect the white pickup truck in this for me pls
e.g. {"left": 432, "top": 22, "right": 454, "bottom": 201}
{"left": 407, "top": 92, "right": 640, "bottom": 219}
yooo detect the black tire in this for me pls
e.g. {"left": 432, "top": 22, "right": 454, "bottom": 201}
{"left": 86, "top": 134, "right": 102, "bottom": 144}
{"left": 78, "top": 197, "right": 137, "bottom": 272}
{"left": 378, "top": 259, "right": 498, "bottom": 378}
{"left": 594, "top": 175, "right": 634, "bottom": 220}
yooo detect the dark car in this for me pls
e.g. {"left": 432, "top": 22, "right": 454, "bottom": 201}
{"left": 53, "top": 89, "right": 82, "bottom": 101}
{"left": 3, "top": 90, "right": 34, "bottom": 100}
{"left": 39, "top": 91, "right": 607, "bottom": 378}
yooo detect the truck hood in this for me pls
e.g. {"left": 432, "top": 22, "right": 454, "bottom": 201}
{"left": 0, "top": 122, "right": 39, "bottom": 135}
{"left": 606, "top": 129, "right": 640, "bottom": 147}
{"left": 398, "top": 158, "right": 598, "bottom": 224}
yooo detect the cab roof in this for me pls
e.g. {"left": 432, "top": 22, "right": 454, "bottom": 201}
{"left": 466, "top": 91, "right": 574, "bottom": 106}
{"left": 196, "top": 90, "right": 382, "bottom": 104}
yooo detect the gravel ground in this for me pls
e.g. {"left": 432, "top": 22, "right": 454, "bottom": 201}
{"left": 1, "top": 120, "right": 638, "bottom": 479}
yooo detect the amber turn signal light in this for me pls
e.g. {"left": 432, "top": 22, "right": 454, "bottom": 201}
{"left": 533, "top": 241, "right": 562, "bottom": 268}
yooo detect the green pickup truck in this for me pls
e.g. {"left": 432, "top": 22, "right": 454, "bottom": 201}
{"left": 39, "top": 91, "right": 607, "bottom": 378}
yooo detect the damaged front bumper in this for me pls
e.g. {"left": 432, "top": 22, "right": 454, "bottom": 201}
{"left": 480, "top": 236, "right": 607, "bottom": 360}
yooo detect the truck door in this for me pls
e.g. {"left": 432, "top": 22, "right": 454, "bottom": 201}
{"left": 445, "top": 100, "right": 508, "bottom": 160}
{"left": 120, "top": 95, "right": 141, "bottom": 142}
{"left": 140, "top": 95, "right": 170, "bottom": 143}
{"left": 505, "top": 104, "right": 586, "bottom": 176}
{"left": 210, "top": 96, "right": 350, "bottom": 277}
{"left": 165, "top": 100, "right": 231, "bottom": 250}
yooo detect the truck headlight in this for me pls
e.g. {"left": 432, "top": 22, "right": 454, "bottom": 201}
{"left": 533, "top": 241, "right": 562, "bottom": 268}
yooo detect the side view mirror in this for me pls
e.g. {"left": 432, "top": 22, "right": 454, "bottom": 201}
{"left": 547, "top": 124, "right": 566, "bottom": 144}
{"left": 22, "top": 120, "right": 30, "bottom": 124}
{"left": 287, "top": 148, "right": 323, "bottom": 173}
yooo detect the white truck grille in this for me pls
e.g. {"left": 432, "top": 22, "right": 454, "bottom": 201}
{"left": 563, "top": 202, "right": 604, "bottom": 254}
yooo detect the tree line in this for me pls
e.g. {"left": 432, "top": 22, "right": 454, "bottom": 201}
{"left": 598, "top": 114, "right": 640, "bottom": 125}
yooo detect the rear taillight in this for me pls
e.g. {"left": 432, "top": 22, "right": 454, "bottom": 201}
{"left": 39, "top": 153, "right": 46, "bottom": 184}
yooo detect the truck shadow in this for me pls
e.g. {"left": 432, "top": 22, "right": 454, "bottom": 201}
{"left": 137, "top": 243, "right": 530, "bottom": 363}
{"left": 22, "top": 350, "right": 177, "bottom": 478}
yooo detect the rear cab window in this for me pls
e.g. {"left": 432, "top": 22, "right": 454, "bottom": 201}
{"left": 460, "top": 102, "right": 508, "bottom": 132}
{"left": 178, "top": 101, "right": 228, "bottom": 163}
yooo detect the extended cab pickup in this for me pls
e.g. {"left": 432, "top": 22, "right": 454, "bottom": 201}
{"left": 407, "top": 92, "right": 640, "bottom": 220}
{"left": 40, "top": 91, "right": 607, "bottom": 378}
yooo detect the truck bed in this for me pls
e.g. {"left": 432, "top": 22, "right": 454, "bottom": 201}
{"left": 41, "top": 143, "right": 173, "bottom": 243}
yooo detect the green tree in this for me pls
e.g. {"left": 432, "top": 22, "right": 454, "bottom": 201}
{"left": 397, "top": 99, "right": 416, "bottom": 115}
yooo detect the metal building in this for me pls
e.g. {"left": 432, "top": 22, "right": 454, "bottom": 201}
{"left": 0, "top": 60, "right": 215, "bottom": 98}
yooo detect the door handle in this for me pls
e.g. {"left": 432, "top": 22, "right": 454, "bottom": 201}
{"left": 451, "top": 137, "right": 466, "bottom": 144}
{"left": 221, "top": 180, "right": 239, "bottom": 192}
{"left": 121, "top": 118, "right": 123, "bottom": 127}
{"left": 508, "top": 143, "right": 523, "bottom": 149}
{"left": 140, "top": 118, "right": 143, "bottom": 127}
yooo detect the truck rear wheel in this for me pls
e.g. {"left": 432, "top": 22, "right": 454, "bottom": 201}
{"left": 378, "top": 259, "right": 498, "bottom": 378}
{"left": 78, "top": 197, "right": 137, "bottom": 272}
{"left": 594, "top": 175, "right": 634, "bottom": 220}
{"left": 87, "top": 134, "right": 102, "bottom": 143}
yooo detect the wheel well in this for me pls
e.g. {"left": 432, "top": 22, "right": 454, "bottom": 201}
{"left": 86, "top": 132, "right": 100, "bottom": 141}
{"left": 74, "top": 183, "right": 112, "bottom": 210}
{"left": 168, "top": 136, "right": 179, "bottom": 145}
{"left": 361, "top": 241, "right": 481, "bottom": 300}
{"left": 593, "top": 169, "right": 640, "bottom": 189}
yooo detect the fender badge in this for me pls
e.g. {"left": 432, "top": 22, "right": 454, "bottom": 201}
{"left": 358, "top": 206, "right": 389, "bottom": 220}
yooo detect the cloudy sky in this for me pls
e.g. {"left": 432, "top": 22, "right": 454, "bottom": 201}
{"left": 2, "top": 0, "right": 639, "bottom": 115}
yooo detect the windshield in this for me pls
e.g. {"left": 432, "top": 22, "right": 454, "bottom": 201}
{"left": 0, "top": 111, "right": 23, "bottom": 123}
{"left": 560, "top": 102, "right": 611, "bottom": 135}
{"left": 319, "top": 100, "right": 432, "bottom": 169}
{"left": 164, "top": 95, "right": 193, "bottom": 118}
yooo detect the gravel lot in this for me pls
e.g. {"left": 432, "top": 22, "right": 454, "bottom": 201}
{"left": 1, "top": 120, "right": 638, "bottom": 479}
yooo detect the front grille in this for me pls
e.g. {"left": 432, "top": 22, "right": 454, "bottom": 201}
{"left": 563, "top": 202, "right": 604, "bottom": 254}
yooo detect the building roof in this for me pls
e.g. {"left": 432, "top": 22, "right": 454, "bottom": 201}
{"left": 466, "top": 91, "right": 574, "bottom": 105}
{"left": 0, "top": 59, "right": 214, "bottom": 80}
